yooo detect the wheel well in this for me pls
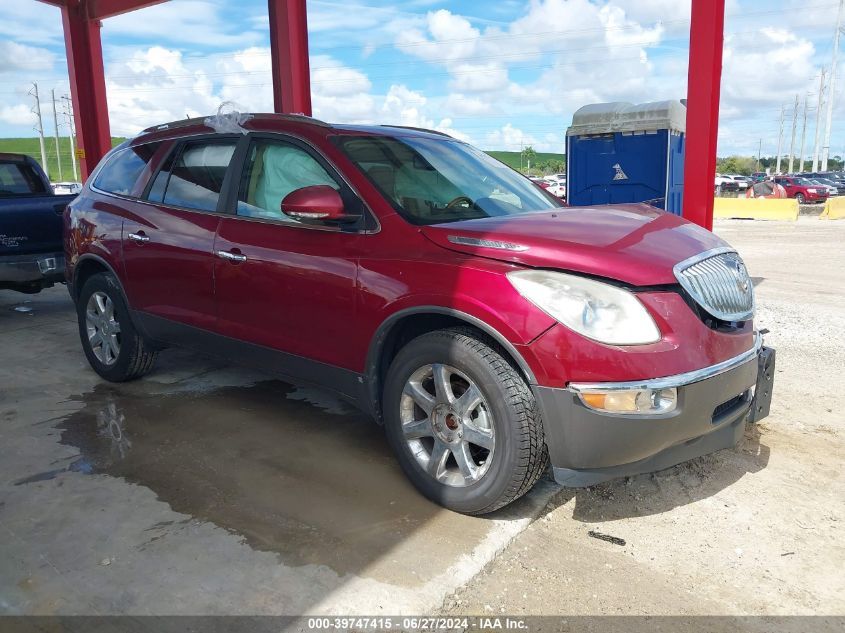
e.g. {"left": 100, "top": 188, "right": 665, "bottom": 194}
{"left": 371, "top": 312, "right": 530, "bottom": 421}
{"left": 73, "top": 258, "right": 109, "bottom": 299}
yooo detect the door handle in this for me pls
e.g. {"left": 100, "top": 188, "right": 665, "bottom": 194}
{"left": 128, "top": 232, "right": 150, "bottom": 244}
{"left": 216, "top": 250, "right": 247, "bottom": 263}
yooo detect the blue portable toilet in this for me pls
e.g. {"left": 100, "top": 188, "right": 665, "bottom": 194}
{"left": 566, "top": 100, "right": 686, "bottom": 214}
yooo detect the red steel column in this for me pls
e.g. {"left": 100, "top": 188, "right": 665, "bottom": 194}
{"left": 61, "top": 2, "right": 112, "bottom": 180}
{"left": 268, "top": 0, "right": 312, "bottom": 115}
{"left": 683, "top": 0, "right": 725, "bottom": 230}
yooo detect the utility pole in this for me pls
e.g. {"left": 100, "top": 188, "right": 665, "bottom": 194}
{"left": 788, "top": 94, "right": 799, "bottom": 174}
{"left": 520, "top": 140, "right": 524, "bottom": 173}
{"left": 28, "top": 83, "right": 49, "bottom": 179}
{"left": 822, "top": 0, "right": 844, "bottom": 170}
{"left": 798, "top": 93, "right": 809, "bottom": 173}
{"left": 51, "top": 89, "right": 63, "bottom": 182}
{"left": 776, "top": 104, "right": 786, "bottom": 174}
{"left": 61, "top": 95, "right": 78, "bottom": 182}
{"left": 813, "top": 67, "right": 826, "bottom": 172}
{"left": 757, "top": 138, "right": 762, "bottom": 171}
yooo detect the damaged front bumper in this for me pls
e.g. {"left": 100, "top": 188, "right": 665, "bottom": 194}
{"left": 534, "top": 334, "right": 776, "bottom": 487}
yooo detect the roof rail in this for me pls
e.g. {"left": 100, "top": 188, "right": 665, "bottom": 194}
{"left": 139, "top": 116, "right": 209, "bottom": 136}
{"left": 138, "top": 112, "right": 331, "bottom": 136}
{"left": 379, "top": 125, "right": 453, "bottom": 138}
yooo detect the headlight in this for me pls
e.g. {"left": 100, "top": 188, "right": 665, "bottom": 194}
{"left": 808, "top": 188, "right": 817, "bottom": 193}
{"left": 507, "top": 270, "right": 660, "bottom": 345}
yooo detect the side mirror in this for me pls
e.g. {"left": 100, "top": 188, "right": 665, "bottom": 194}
{"left": 281, "top": 185, "right": 360, "bottom": 223}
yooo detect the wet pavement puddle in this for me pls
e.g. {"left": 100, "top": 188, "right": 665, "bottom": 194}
{"left": 26, "top": 379, "right": 491, "bottom": 580}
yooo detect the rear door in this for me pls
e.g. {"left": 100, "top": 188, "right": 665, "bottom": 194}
{"left": 780, "top": 177, "right": 796, "bottom": 196}
{"left": 212, "top": 134, "right": 367, "bottom": 373}
{"left": 120, "top": 136, "right": 239, "bottom": 332}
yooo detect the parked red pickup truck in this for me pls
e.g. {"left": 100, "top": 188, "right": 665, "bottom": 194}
{"left": 64, "top": 113, "right": 775, "bottom": 514}
{"left": 772, "top": 176, "right": 829, "bottom": 204}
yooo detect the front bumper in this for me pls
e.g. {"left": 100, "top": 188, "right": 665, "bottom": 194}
{"left": 534, "top": 336, "right": 775, "bottom": 487}
{"left": 803, "top": 192, "right": 827, "bottom": 202}
{"left": 0, "top": 252, "right": 65, "bottom": 288}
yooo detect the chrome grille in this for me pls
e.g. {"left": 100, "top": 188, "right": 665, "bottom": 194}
{"left": 673, "top": 248, "right": 754, "bottom": 322}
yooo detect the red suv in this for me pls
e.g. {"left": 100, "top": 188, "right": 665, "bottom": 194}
{"left": 64, "top": 114, "right": 774, "bottom": 514}
{"left": 772, "top": 176, "right": 829, "bottom": 204}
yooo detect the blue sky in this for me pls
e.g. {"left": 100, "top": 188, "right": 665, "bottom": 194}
{"left": 0, "top": 0, "right": 842, "bottom": 159}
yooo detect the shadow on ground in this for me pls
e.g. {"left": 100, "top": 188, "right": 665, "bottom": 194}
{"left": 548, "top": 422, "right": 770, "bottom": 524}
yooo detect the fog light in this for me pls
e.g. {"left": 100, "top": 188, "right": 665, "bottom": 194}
{"left": 577, "top": 387, "right": 677, "bottom": 414}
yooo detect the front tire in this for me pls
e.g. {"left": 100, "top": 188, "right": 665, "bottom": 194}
{"left": 795, "top": 193, "right": 805, "bottom": 204}
{"left": 76, "top": 272, "right": 157, "bottom": 382}
{"left": 383, "top": 327, "right": 548, "bottom": 515}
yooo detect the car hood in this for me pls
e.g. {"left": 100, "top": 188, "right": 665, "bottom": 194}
{"left": 420, "top": 204, "right": 728, "bottom": 286}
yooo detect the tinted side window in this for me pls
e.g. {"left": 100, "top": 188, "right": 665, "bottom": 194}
{"left": 0, "top": 162, "right": 48, "bottom": 196}
{"left": 156, "top": 140, "right": 237, "bottom": 212}
{"left": 236, "top": 140, "right": 340, "bottom": 221}
{"left": 93, "top": 143, "right": 160, "bottom": 196}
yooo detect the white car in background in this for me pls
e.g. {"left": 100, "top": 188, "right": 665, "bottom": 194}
{"left": 545, "top": 180, "right": 566, "bottom": 199}
{"left": 52, "top": 182, "right": 82, "bottom": 195}
{"left": 729, "top": 175, "right": 750, "bottom": 190}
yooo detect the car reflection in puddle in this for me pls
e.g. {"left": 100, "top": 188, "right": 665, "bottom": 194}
{"left": 49, "top": 379, "right": 492, "bottom": 580}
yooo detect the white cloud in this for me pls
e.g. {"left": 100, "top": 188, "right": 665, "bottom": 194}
{"left": 379, "top": 85, "right": 471, "bottom": 140}
{"left": 0, "top": 41, "right": 56, "bottom": 73}
{"left": 105, "top": 1, "right": 263, "bottom": 48}
{"left": 0, "top": 104, "right": 36, "bottom": 127}
{"left": 105, "top": 47, "right": 223, "bottom": 135}
{"left": 392, "top": 0, "right": 678, "bottom": 130}
{"left": 312, "top": 55, "right": 372, "bottom": 97}
{"left": 444, "top": 94, "right": 495, "bottom": 116}
{"left": 100, "top": 46, "right": 457, "bottom": 139}
{"left": 485, "top": 123, "right": 536, "bottom": 150}
{"left": 0, "top": 2, "right": 63, "bottom": 46}
{"left": 598, "top": 5, "right": 663, "bottom": 47}
{"left": 721, "top": 27, "right": 816, "bottom": 108}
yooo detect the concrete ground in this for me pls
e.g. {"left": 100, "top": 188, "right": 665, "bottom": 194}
{"left": 447, "top": 218, "right": 845, "bottom": 619}
{"left": 1, "top": 218, "right": 843, "bottom": 618}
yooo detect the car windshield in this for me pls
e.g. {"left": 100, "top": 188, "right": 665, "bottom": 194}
{"left": 795, "top": 178, "right": 814, "bottom": 186}
{"left": 333, "top": 135, "right": 562, "bottom": 225}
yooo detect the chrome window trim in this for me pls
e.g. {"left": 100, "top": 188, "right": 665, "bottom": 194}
{"left": 673, "top": 246, "right": 755, "bottom": 322}
{"left": 568, "top": 332, "right": 763, "bottom": 393}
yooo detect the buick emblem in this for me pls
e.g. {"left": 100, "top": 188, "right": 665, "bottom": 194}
{"left": 734, "top": 260, "right": 749, "bottom": 293}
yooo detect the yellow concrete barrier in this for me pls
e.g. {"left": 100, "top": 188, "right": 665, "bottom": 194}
{"left": 820, "top": 197, "right": 845, "bottom": 220}
{"left": 713, "top": 197, "right": 799, "bottom": 221}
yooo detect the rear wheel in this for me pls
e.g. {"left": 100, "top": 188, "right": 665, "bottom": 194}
{"left": 76, "top": 272, "right": 157, "bottom": 382}
{"left": 383, "top": 327, "right": 547, "bottom": 515}
{"left": 795, "top": 193, "right": 805, "bottom": 204}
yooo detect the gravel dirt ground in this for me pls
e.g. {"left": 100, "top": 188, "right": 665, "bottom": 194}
{"left": 444, "top": 217, "right": 845, "bottom": 619}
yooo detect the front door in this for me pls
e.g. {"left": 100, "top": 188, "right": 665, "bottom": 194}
{"left": 213, "top": 135, "right": 366, "bottom": 374}
{"left": 122, "top": 137, "right": 238, "bottom": 331}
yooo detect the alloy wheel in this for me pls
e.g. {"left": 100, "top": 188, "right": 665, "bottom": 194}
{"left": 400, "top": 363, "right": 495, "bottom": 487}
{"left": 85, "top": 291, "right": 121, "bottom": 366}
